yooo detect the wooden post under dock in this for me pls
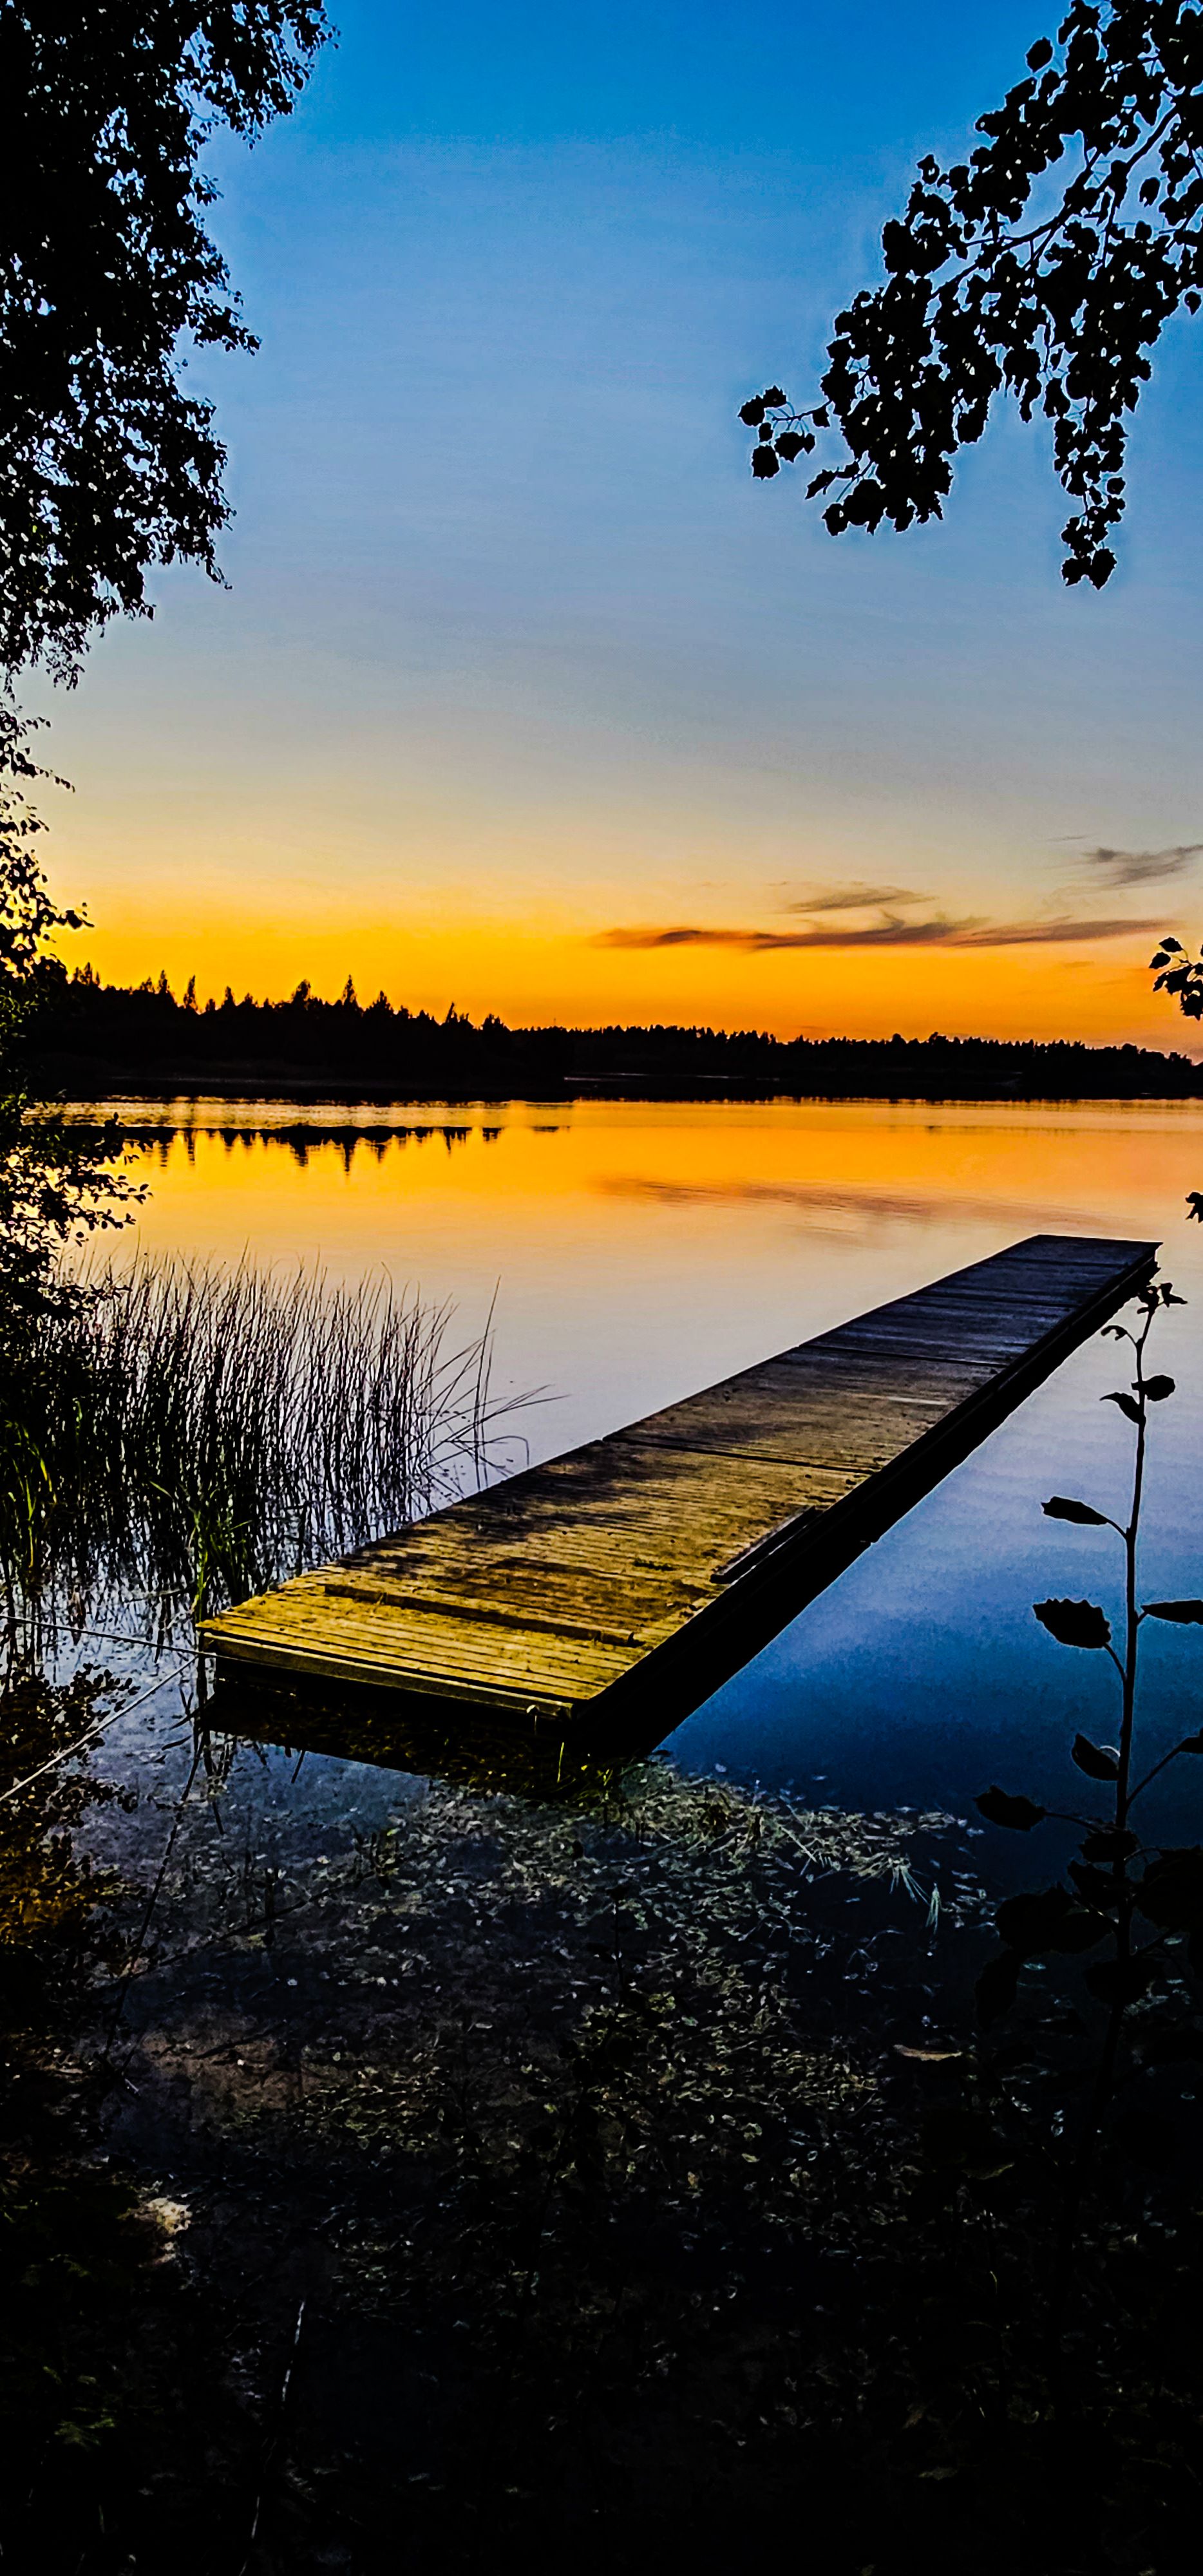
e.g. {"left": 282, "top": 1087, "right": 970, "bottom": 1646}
{"left": 200, "top": 1233, "right": 1156, "bottom": 1739}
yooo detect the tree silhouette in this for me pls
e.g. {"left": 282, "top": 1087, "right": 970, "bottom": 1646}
{"left": 2, "top": 1, "right": 330, "bottom": 683}
{"left": 743, "top": 3, "right": 1203, "bottom": 586}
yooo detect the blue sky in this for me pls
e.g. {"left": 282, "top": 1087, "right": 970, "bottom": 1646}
{"left": 34, "top": 1, "right": 1203, "bottom": 1041}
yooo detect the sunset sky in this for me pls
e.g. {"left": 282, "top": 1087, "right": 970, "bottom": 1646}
{"left": 30, "top": 0, "right": 1203, "bottom": 1047}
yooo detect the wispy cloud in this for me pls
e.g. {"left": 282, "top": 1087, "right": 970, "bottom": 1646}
{"left": 1079, "top": 842, "right": 1203, "bottom": 889}
{"left": 778, "top": 881, "right": 928, "bottom": 914}
{"left": 952, "top": 915, "right": 1162, "bottom": 949}
{"left": 594, "top": 914, "right": 1160, "bottom": 952}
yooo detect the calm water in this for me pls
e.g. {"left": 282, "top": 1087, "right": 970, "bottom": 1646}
{"left": 85, "top": 1094, "right": 1203, "bottom": 1837}
{"left": 25, "top": 1094, "right": 1198, "bottom": 2561}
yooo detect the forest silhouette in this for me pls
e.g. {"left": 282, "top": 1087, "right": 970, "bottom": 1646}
{"left": 30, "top": 962, "right": 1203, "bottom": 1099}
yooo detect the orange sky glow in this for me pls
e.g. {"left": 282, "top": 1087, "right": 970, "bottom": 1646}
{"left": 62, "top": 893, "right": 1182, "bottom": 1052}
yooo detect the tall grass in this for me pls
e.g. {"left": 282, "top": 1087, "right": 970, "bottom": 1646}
{"left": 1, "top": 1257, "right": 520, "bottom": 1638}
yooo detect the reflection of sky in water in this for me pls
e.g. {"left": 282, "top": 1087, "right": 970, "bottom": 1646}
{"left": 71, "top": 1095, "right": 1203, "bottom": 1842}
{"left": 675, "top": 1324, "right": 1201, "bottom": 1868}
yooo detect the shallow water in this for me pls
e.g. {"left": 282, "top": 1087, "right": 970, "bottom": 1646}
{"left": 76, "top": 1093, "right": 1203, "bottom": 1830}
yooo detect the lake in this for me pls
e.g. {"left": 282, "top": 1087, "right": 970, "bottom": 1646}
{"left": 81, "top": 1092, "right": 1203, "bottom": 1835}
{"left": 22, "top": 1086, "right": 1202, "bottom": 2559}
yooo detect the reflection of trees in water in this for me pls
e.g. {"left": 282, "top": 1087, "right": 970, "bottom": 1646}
{"left": 97, "top": 1118, "right": 489, "bottom": 1171}
{"left": 0, "top": 1661, "right": 129, "bottom": 1954}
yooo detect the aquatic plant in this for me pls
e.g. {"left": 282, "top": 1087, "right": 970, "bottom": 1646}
{"left": 929, "top": 1273, "right": 1203, "bottom": 2327}
{"left": 0, "top": 1254, "right": 526, "bottom": 1640}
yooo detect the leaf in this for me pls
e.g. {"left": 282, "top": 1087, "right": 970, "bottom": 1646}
{"left": 762, "top": 386, "right": 786, "bottom": 408}
{"left": 1072, "top": 1734, "right": 1120, "bottom": 1781}
{"left": 1051, "top": 1909, "right": 1111, "bottom": 1955}
{"left": 751, "top": 446, "right": 781, "bottom": 479}
{"left": 1042, "top": 1495, "right": 1109, "bottom": 1526}
{"left": 1109, "top": 2108, "right": 1177, "bottom": 2167}
{"left": 1068, "top": 1861, "right": 1122, "bottom": 1909}
{"left": 1034, "top": 1598, "right": 1112, "bottom": 1651}
{"left": 1082, "top": 1827, "right": 1138, "bottom": 1862}
{"left": 996, "top": 1885, "right": 1079, "bottom": 1956}
{"left": 738, "top": 399, "right": 766, "bottom": 426}
{"left": 1102, "top": 1390, "right": 1141, "bottom": 1425}
{"left": 1135, "top": 1848, "right": 1203, "bottom": 1933}
{"left": 1137, "top": 2025, "right": 1203, "bottom": 2067}
{"left": 1086, "top": 1956, "right": 1155, "bottom": 2007}
{"left": 1142, "top": 1600, "right": 1203, "bottom": 1625}
{"left": 975, "top": 1951, "right": 1019, "bottom": 2027}
{"left": 974, "top": 1786, "right": 1047, "bottom": 1831}
{"left": 921, "top": 2105, "right": 1011, "bottom": 2175}
{"left": 1187, "top": 1194, "right": 1203, "bottom": 1223}
{"left": 1143, "top": 1375, "right": 1175, "bottom": 1402}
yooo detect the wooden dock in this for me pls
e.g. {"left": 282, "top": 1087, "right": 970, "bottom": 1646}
{"left": 200, "top": 1233, "right": 1155, "bottom": 1739}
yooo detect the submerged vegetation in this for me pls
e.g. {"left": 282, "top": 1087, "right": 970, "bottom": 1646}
{"left": 3, "top": 1718, "right": 1203, "bottom": 2571}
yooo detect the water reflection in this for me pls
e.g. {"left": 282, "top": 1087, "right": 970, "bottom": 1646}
{"left": 55, "top": 1094, "right": 1203, "bottom": 1820}
{"left": 209, "top": 1665, "right": 659, "bottom": 1803}
{"left": 119, "top": 1119, "right": 485, "bottom": 1170}
{"left": 14, "top": 1096, "right": 1203, "bottom": 2563}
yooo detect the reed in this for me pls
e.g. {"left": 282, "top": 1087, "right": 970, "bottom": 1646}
{"left": 1, "top": 1255, "right": 521, "bottom": 1634}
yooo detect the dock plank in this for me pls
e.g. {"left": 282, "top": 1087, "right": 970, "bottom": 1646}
{"left": 200, "top": 1232, "right": 1155, "bottom": 1730}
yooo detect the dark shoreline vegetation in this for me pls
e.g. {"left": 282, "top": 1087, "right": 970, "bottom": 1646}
{"left": 30, "top": 963, "right": 1203, "bottom": 1100}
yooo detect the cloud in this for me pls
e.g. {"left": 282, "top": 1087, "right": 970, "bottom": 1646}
{"left": 593, "top": 914, "right": 1161, "bottom": 952}
{"left": 779, "top": 881, "right": 929, "bottom": 914}
{"left": 951, "top": 916, "right": 1162, "bottom": 949}
{"left": 1079, "top": 842, "right": 1203, "bottom": 888}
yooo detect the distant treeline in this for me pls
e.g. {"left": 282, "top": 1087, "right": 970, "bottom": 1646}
{"left": 27, "top": 963, "right": 1203, "bottom": 1099}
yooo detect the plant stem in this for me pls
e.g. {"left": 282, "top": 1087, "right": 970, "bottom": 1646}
{"left": 1049, "top": 1297, "right": 1157, "bottom": 2358}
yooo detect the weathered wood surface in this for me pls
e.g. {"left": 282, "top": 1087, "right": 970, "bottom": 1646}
{"left": 200, "top": 1233, "right": 1155, "bottom": 1731}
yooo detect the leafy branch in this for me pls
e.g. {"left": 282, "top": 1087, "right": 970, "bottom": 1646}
{"left": 1, "top": 711, "right": 142, "bottom": 1330}
{"left": 3, "top": 2, "right": 330, "bottom": 684}
{"left": 741, "top": 3, "right": 1203, "bottom": 585}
